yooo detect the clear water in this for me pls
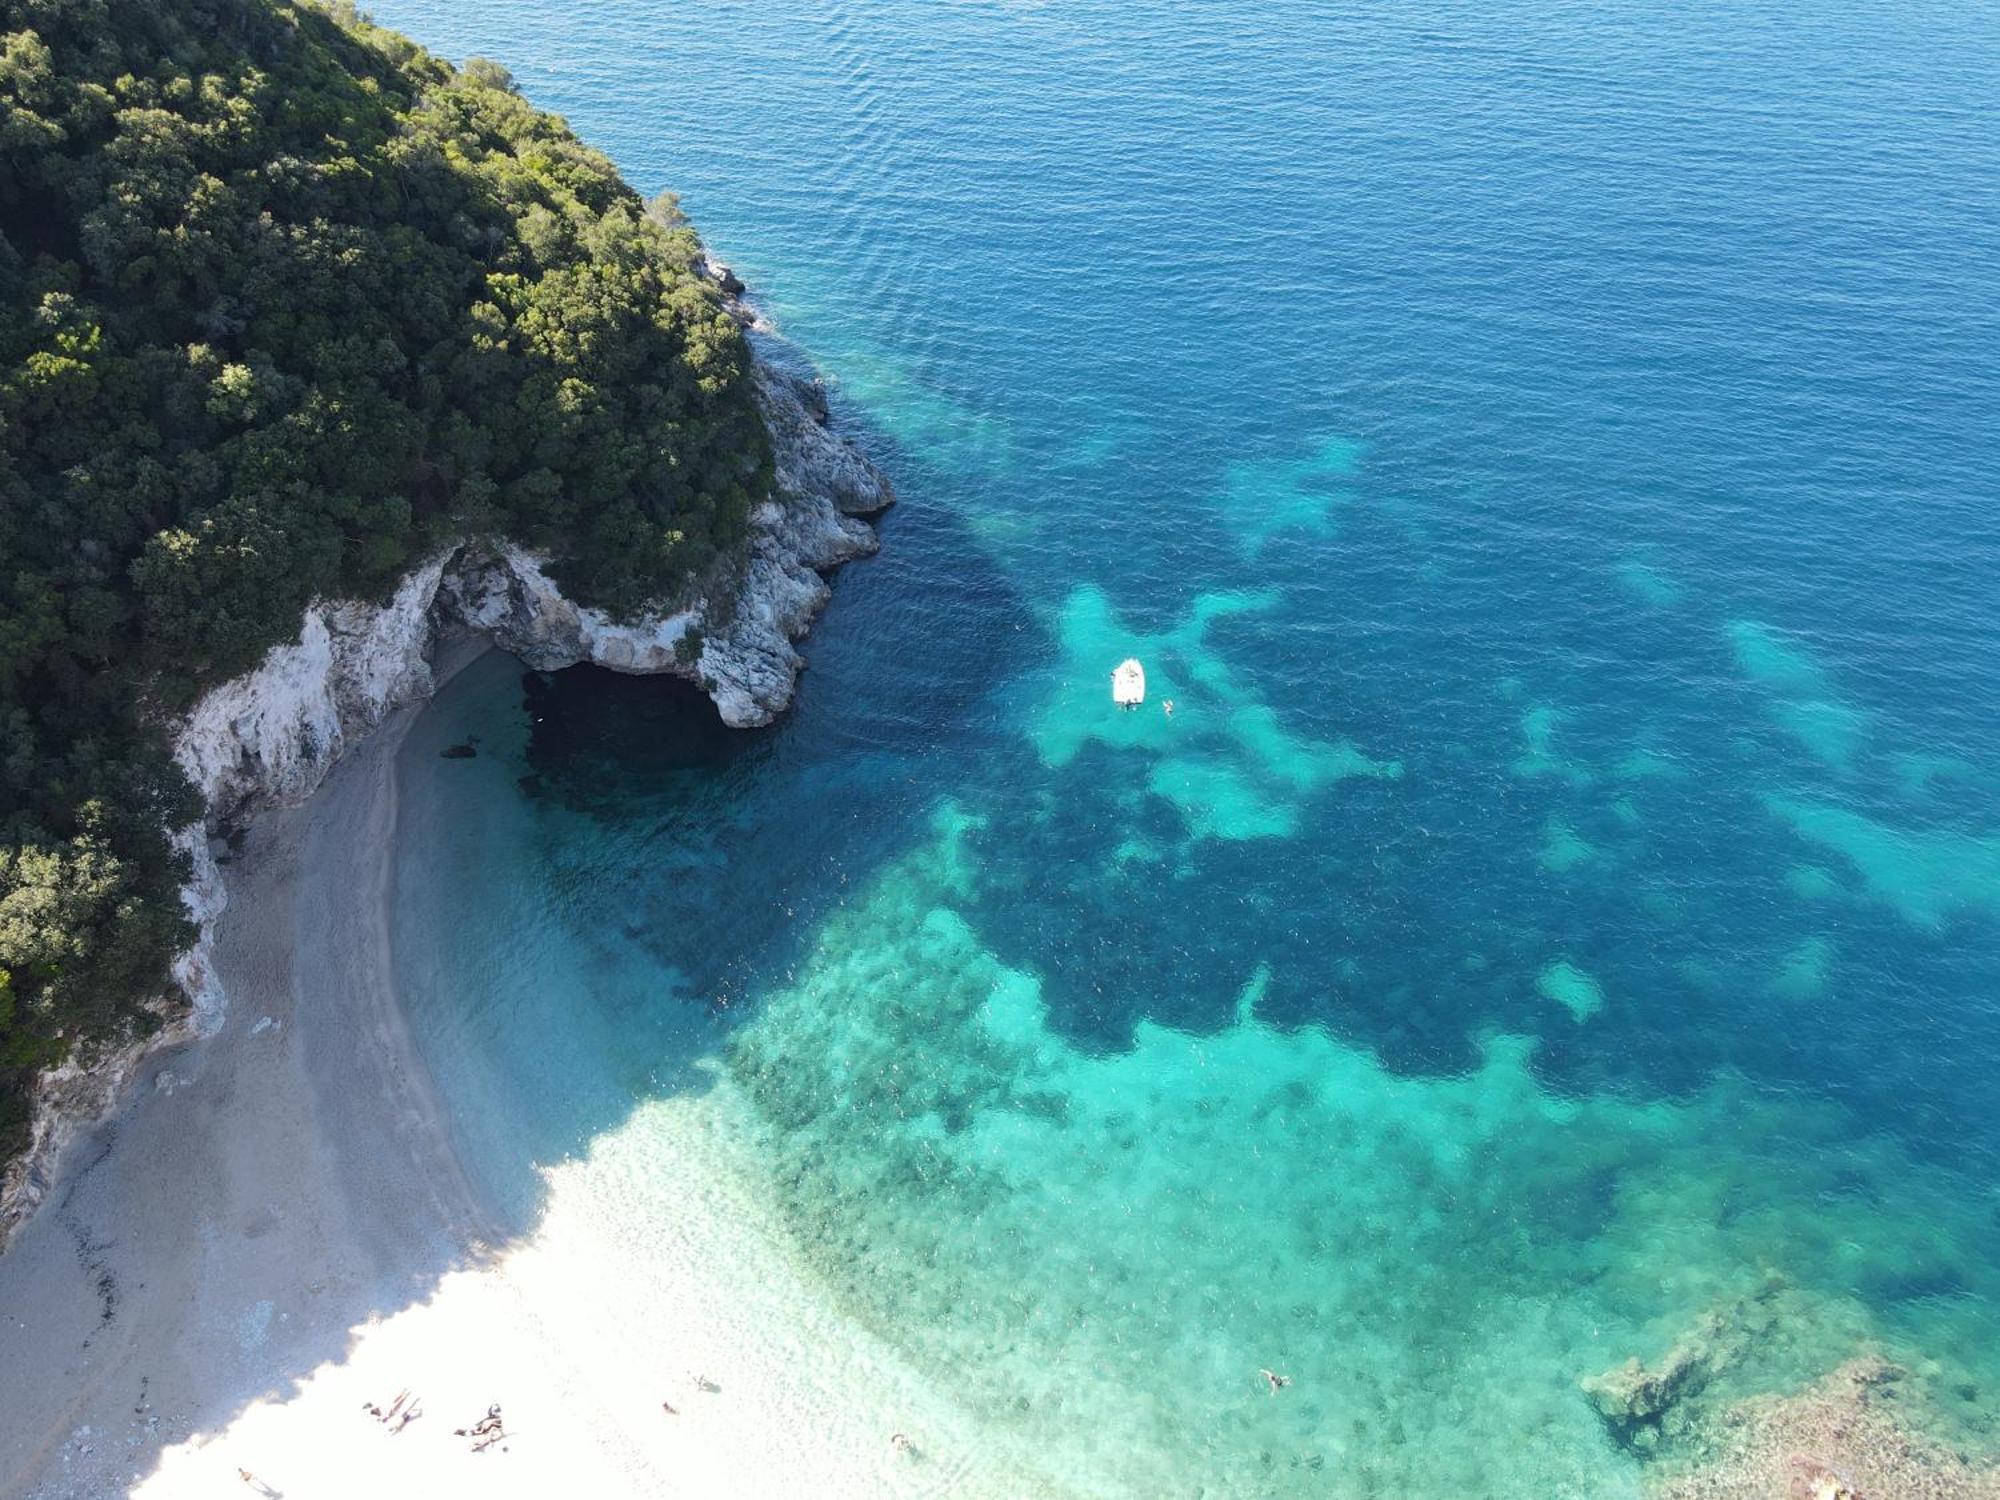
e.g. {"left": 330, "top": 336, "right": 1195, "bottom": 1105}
{"left": 373, "top": 0, "right": 2000, "bottom": 1492}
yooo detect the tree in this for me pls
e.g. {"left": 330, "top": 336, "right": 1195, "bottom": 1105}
{"left": 0, "top": 0, "right": 771, "bottom": 1161}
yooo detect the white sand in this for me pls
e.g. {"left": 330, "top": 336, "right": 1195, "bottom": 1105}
{"left": 0, "top": 677, "right": 1040, "bottom": 1500}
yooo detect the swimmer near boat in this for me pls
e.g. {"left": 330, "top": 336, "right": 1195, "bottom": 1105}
{"left": 1112, "top": 657, "right": 1146, "bottom": 709}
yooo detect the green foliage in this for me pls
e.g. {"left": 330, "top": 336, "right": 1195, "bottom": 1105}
{"left": 0, "top": 0, "right": 771, "bottom": 1159}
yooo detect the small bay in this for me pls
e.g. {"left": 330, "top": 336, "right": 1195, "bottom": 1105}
{"left": 373, "top": 0, "right": 2000, "bottom": 1491}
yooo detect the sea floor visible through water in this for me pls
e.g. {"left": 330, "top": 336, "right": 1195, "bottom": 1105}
{"left": 389, "top": 634, "right": 2000, "bottom": 1497}
{"left": 368, "top": 0, "right": 2000, "bottom": 1493}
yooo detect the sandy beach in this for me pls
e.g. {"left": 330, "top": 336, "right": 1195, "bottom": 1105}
{"left": 0, "top": 660, "right": 1018, "bottom": 1500}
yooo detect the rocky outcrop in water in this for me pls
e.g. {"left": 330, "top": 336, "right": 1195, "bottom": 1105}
{"left": 1582, "top": 1281, "right": 1786, "bottom": 1452}
{"left": 0, "top": 357, "right": 890, "bottom": 1247}
{"left": 1584, "top": 1310, "right": 1742, "bottom": 1451}
{"left": 446, "top": 368, "right": 885, "bottom": 729}
{"left": 1584, "top": 1280, "right": 2000, "bottom": 1496}
{"left": 1650, "top": 1356, "right": 2000, "bottom": 1500}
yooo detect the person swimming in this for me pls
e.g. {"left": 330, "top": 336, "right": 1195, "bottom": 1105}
{"left": 1261, "top": 1368, "right": 1292, "bottom": 1394}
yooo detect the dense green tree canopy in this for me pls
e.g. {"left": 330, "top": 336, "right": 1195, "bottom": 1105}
{"left": 0, "top": 0, "right": 771, "bottom": 1156}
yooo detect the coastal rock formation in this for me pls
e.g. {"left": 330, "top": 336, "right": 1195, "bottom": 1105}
{"left": 1582, "top": 1282, "right": 1784, "bottom": 1451}
{"left": 0, "top": 358, "right": 889, "bottom": 1247}
{"left": 704, "top": 255, "right": 747, "bottom": 296}
{"left": 178, "top": 559, "right": 454, "bottom": 824}
{"left": 1651, "top": 1356, "right": 2000, "bottom": 1500}
{"left": 447, "top": 367, "right": 886, "bottom": 729}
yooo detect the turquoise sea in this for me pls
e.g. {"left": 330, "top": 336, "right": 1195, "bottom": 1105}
{"left": 371, "top": 0, "right": 2000, "bottom": 1492}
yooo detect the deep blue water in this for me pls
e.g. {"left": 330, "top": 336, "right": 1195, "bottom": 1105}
{"left": 373, "top": 0, "right": 2000, "bottom": 1492}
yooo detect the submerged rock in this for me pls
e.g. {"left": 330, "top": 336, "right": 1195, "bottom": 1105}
{"left": 1585, "top": 1336, "right": 1718, "bottom": 1449}
{"left": 1582, "top": 1282, "right": 1784, "bottom": 1450}
{"left": 1650, "top": 1356, "right": 2000, "bottom": 1499}
{"left": 1584, "top": 1282, "right": 2000, "bottom": 1495}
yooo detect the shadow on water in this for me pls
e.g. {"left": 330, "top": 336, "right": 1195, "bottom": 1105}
{"left": 0, "top": 423, "right": 1036, "bottom": 1498}
{"left": 390, "top": 483, "right": 1040, "bottom": 1235}
{"left": 443, "top": 452, "right": 2000, "bottom": 1230}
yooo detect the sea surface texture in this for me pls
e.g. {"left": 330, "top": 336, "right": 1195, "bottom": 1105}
{"left": 372, "top": 0, "right": 2000, "bottom": 1493}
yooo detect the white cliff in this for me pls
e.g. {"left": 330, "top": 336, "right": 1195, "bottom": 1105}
{"left": 0, "top": 358, "right": 890, "bottom": 1243}
{"left": 177, "top": 558, "right": 453, "bottom": 822}
{"left": 448, "top": 364, "right": 886, "bottom": 724}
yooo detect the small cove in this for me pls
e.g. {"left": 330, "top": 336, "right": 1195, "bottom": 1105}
{"left": 372, "top": 0, "right": 2000, "bottom": 1491}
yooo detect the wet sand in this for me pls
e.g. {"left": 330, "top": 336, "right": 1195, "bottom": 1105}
{"left": 0, "top": 687, "right": 650, "bottom": 1496}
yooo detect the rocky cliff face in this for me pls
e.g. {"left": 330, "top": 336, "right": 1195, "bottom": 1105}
{"left": 446, "top": 366, "right": 884, "bottom": 728}
{"left": 0, "top": 359, "right": 890, "bottom": 1244}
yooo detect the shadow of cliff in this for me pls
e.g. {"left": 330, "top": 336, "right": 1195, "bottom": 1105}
{"left": 398, "top": 475, "right": 1034, "bottom": 1222}
{"left": 0, "top": 445, "right": 1035, "bottom": 1499}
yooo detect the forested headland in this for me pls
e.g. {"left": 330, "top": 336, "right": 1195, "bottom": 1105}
{"left": 0, "top": 0, "right": 771, "bottom": 1159}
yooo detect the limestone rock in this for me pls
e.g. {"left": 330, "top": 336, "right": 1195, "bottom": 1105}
{"left": 1651, "top": 1356, "right": 2000, "bottom": 1499}
{"left": 756, "top": 363, "right": 894, "bottom": 520}
{"left": 705, "top": 256, "right": 746, "bottom": 296}
{"left": 175, "top": 558, "right": 449, "bottom": 822}
{"left": 1582, "top": 1282, "right": 1786, "bottom": 1450}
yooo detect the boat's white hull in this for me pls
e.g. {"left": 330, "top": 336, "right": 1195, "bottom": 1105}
{"left": 1112, "top": 658, "right": 1146, "bottom": 707}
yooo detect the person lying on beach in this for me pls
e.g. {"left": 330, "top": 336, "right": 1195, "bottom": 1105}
{"left": 456, "top": 1408, "right": 505, "bottom": 1439}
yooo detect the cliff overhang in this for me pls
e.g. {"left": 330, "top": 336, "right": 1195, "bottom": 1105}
{"left": 0, "top": 357, "right": 891, "bottom": 1245}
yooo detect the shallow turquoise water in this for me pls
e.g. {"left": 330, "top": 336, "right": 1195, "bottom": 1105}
{"left": 375, "top": 0, "right": 2000, "bottom": 1491}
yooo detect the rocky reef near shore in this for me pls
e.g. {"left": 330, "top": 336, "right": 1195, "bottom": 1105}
{"left": 1582, "top": 1282, "right": 1788, "bottom": 1453}
{"left": 1651, "top": 1357, "right": 2000, "bottom": 1500}
{"left": 0, "top": 355, "right": 890, "bottom": 1246}
{"left": 1582, "top": 1282, "right": 2000, "bottom": 1498}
